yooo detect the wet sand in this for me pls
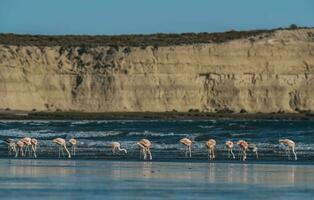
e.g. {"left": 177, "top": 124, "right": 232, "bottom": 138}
{"left": 0, "top": 159, "right": 313, "bottom": 199}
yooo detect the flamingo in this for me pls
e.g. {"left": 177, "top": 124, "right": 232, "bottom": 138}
{"left": 237, "top": 140, "right": 248, "bottom": 161}
{"left": 69, "top": 138, "right": 77, "bottom": 156}
{"left": 248, "top": 143, "right": 259, "bottom": 159}
{"left": 179, "top": 138, "right": 192, "bottom": 158}
{"left": 137, "top": 139, "right": 152, "bottom": 160}
{"left": 21, "top": 137, "right": 32, "bottom": 157}
{"left": 16, "top": 140, "right": 25, "bottom": 157}
{"left": 205, "top": 139, "right": 216, "bottom": 160}
{"left": 31, "top": 138, "right": 38, "bottom": 158}
{"left": 4, "top": 139, "right": 18, "bottom": 157}
{"left": 279, "top": 139, "right": 297, "bottom": 160}
{"left": 225, "top": 140, "right": 235, "bottom": 159}
{"left": 111, "top": 142, "right": 127, "bottom": 155}
{"left": 52, "top": 138, "right": 71, "bottom": 158}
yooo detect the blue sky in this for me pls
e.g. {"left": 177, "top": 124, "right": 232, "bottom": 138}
{"left": 0, "top": 0, "right": 313, "bottom": 35}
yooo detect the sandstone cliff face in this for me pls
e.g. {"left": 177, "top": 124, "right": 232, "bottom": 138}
{"left": 0, "top": 29, "right": 314, "bottom": 113}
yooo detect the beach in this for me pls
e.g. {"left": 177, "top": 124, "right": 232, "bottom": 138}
{"left": 0, "top": 119, "right": 313, "bottom": 199}
{"left": 0, "top": 159, "right": 313, "bottom": 200}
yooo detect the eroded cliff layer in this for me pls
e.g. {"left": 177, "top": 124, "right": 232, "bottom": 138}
{"left": 0, "top": 29, "right": 314, "bottom": 113}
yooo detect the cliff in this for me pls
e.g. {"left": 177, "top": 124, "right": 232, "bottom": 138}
{"left": 0, "top": 29, "right": 314, "bottom": 113}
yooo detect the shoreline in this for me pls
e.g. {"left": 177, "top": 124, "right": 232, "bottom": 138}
{"left": 1, "top": 110, "right": 314, "bottom": 120}
{"left": 1, "top": 157, "right": 314, "bottom": 166}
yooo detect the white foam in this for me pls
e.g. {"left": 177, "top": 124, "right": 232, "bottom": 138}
{"left": 128, "top": 131, "right": 186, "bottom": 137}
{"left": 71, "top": 131, "right": 123, "bottom": 138}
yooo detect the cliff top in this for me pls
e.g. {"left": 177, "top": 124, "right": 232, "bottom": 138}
{"left": 0, "top": 25, "right": 312, "bottom": 47}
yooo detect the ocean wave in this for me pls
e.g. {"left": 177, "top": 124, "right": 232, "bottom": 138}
{"left": 229, "top": 132, "right": 252, "bottom": 137}
{"left": 198, "top": 125, "right": 214, "bottom": 129}
{"left": 71, "top": 120, "right": 93, "bottom": 125}
{"left": 0, "top": 129, "right": 66, "bottom": 139}
{"left": 70, "top": 131, "right": 124, "bottom": 139}
{"left": 128, "top": 131, "right": 186, "bottom": 138}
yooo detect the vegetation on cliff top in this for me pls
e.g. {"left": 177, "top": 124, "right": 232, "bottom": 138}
{"left": 0, "top": 25, "right": 310, "bottom": 47}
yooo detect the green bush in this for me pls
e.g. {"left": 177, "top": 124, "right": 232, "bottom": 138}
{"left": 0, "top": 26, "right": 309, "bottom": 48}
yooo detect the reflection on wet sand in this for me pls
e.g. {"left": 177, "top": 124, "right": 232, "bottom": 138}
{"left": 204, "top": 163, "right": 311, "bottom": 186}
{"left": 1, "top": 159, "right": 313, "bottom": 187}
{"left": 6, "top": 160, "right": 77, "bottom": 177}
{"left": 0, "top": 159, "right": 314, "bottom": 199}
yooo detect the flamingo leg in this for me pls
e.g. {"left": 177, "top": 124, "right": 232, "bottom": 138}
{"left": 292, "top": 150, "right": 297, "bottom": 160}
{"left": 15, "top": 147, "right": 18, "bottom": 158}
{"left": 27, "top": 146, "right": 30, "bottom": 157}
{"left": 58, "top": 146, "right": 61, "bottom": 158}
{"left": 208, "top": 149, "right": 210, "bottom": 160}
{"left": 147, "top": 148, "right": 152, "bottom": 160}
{"left": 213, "top": 148, "right": 215, "bottom": 159}
{"left": 8, "top": 146, "right": 11, "bottom": 156}
{"left": 24, "top": 146, "right": 28, "bottom": 157}
{"left": 61, "top": 148, "right": 65, "bottom": 157}
{"left": 291, "top": 147, "right": 297, "bottom": 160}
{"left": 21, "top": 147, "right": 24, "bottom": 157}
{"left": 143, "top": 148, "right": 147, "bottom": 160}
{"left": 29, "top": 146, "right": 33, "bottom": 157}
{"left": 240, "top": 150, "right": 243, "bottom": 161}
{"left": 32, "top": 145, "right": 37, "bottom": 158}
{"left": 287, "top": 148, "right": 291, "bottom": 160}
{"left": 239, "top": 149, "right": 243, "bottom": 160}
{"left": 139, "top": 149, "right": 142, "bottom": 159}
{"left": 243, "top": 150, "right": 247, "bottom": 161}
{"left": 16, "top": 147, "right": 19, "bottom": 158}
{"left": 231, "top": 149, "right": 235, "bottom": 159}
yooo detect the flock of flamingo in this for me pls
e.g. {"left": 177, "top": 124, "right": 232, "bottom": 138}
{"left": 3, "top": 137, "right": 297, "bottom": 161}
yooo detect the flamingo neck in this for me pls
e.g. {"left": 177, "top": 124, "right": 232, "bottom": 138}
{"left": 63, "top": 144, "right": 71, "bottom": 158}
{"left": 117, "top": 146, "right": 127, "bottom": 153}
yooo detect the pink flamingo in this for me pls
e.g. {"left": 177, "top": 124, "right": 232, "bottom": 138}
{"left": 237, "top": 140, "right": 248, "bottom": 161}
{"left": 31, "top": 138, "right": 38, "bottom": 158}
{"left": 248, "top": 143, "right": 259, "bottom": 159}
{"left": 137, "top": 139, "right": 152, "bottom": 160}
{"left": 21, "top": 137, "right": 32, "bottom": 157}
{"left": 180, "top": 138, "right": 192, "bottom": 158}
{"left": 4, "top": 139, "right": 18, "bottom": 157}
{"left": 225, "top": 140, "right": 235, "bottom": 159}
{"left": 69, "top": 138, "right": 77, "bottom": 156}
{"left": 52, "top": 138, "right": 71, "bottom": 158}
{"left": 205, "top": 139, "right": 216, "bottom": 160}
{"left": 16, "top": 140, "right": 25, "bottom": 157}
{"left": 111, "top": 142, "right": 127, "bottom": 155}
{"left": 279, "top": 139, "right": 297, "bottom": 160}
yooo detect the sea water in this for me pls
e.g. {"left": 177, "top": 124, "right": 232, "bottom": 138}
{"left": 0, "top": 119, "right": 314, "bottom": 160}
